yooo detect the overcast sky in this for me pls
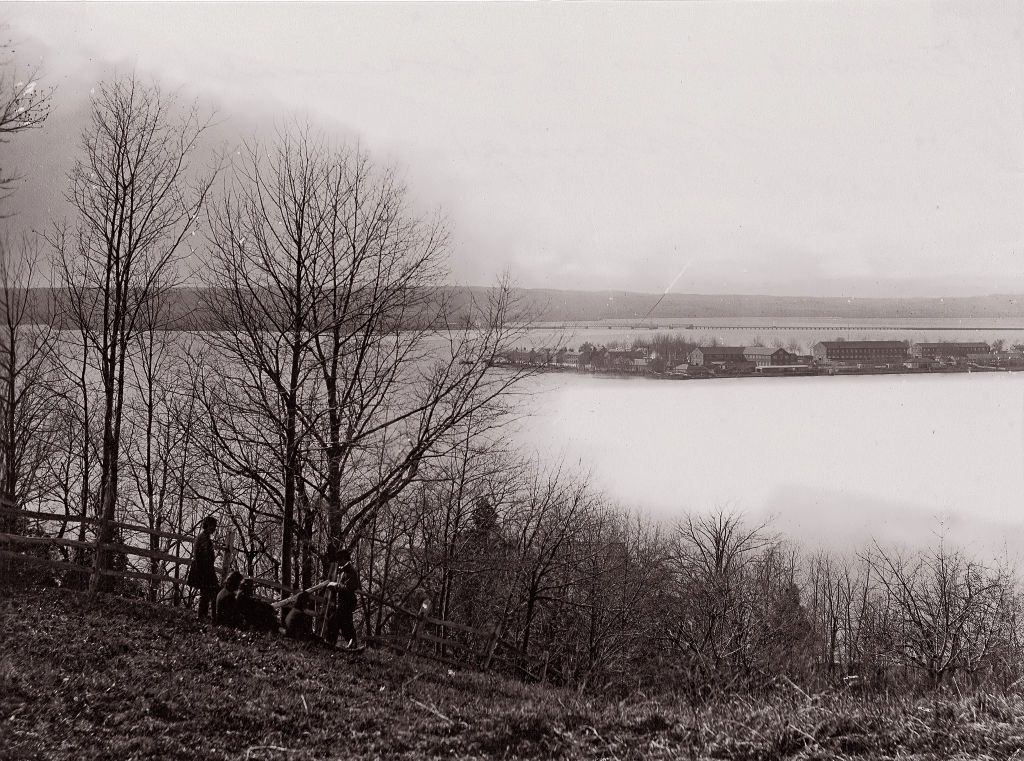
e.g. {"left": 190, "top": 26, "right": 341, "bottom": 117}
{"left": 5, "top": 1, "right": 1024, "bottom": 297}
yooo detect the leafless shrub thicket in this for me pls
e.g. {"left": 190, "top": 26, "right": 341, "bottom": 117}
{"left": 345, "top": 442, "right": 1024, "bottom": 697}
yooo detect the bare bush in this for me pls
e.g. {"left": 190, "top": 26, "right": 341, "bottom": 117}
{"left": 861, "top": 540, "right": 1020, "bottom": 686}
{"left": 664, "top": 511, "right": 812, "bottom": 694}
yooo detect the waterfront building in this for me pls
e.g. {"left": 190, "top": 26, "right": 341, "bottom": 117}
{"left": 903, "top": 357, "right": 940, "bottom": 370}
{"left": 556, "top": 349, "right": 582, "bottom": 367}
{"left": 754, "top": 364, "right": 815, "bottom": 376}
{"left": 909, "top": 342, "right": 990, "bottom": 359}
{"left": 968, "top": 351, "right": 1024, "bottom": 366}
{"left": 811, "top": 341, "right": 908, "bottom": 364}
{"left": 687, "top": 346, "right": 747, "bottom": 367}
{"left": 742, "top": 346, "right": 798, "bottom": 367}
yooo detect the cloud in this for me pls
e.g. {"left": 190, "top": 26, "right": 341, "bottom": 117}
{"left": 6, "top": 2, "right": 1024, "bottom": 295}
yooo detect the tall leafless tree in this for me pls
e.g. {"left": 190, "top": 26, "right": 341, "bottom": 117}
{"left": 0, "top": 235, "right": 60, "bottom": 531}
{"left": 200, "top": 127, "right": 531, "bottom": 593}
{"left": 51, "top": 76, "right": 214, "bottom": 591}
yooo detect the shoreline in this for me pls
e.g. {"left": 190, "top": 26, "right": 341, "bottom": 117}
{"left": 494, "top": 363, "right": 1019, "bottom": 381}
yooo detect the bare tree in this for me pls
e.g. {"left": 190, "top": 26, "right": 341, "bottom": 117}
{"left": 120, "top": 297, "right": 204, "bottom": 600}
{"left": 0, "top": 234, "right": 59, "bottom": 530}
{"left": 200, "top": 127, "right": 531, "bottom": 593}
{"left": 664, "top": 511, "right": 810, "bottom": 693}
{"left": 0, "top": 35, "right": 56, "bottom": 531}
{"left": 0, "top": 33, "right": 52, "bottom": 207}
{"left": 862, "top": 540, "right": 1017, "bottom": 685}
{"left": 503, "top": 464, "right": 597, "bottom": 658}
{"left": 805, "top": 551, "right": 873, "bottom": 679}
{"left": 51, "top": 76, "right": 214, "bottom": 591}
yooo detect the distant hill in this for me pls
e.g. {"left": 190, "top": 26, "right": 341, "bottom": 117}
{"left": 470, "top": 288, "right": 1024, "bottom": 322}
{"left": 18, "top": 286, "right": 1024, "bottom": 328}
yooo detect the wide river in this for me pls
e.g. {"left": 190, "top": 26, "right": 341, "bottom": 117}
{"left": 513, "top": 371, "right": 1024, "bottom": 559}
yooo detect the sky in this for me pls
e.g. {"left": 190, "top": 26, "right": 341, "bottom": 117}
{"left": 4, "top": 1, "right": 1024, "bottom": 297}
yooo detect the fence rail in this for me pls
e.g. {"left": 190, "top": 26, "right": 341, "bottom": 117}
{"left": 0, "top": 501, "right": 557, "bottom": 682}
{"left": 0, "top": 505, "right": 282, "bottom": 596}
{"left": 0, "top": 506, "right": 193, "bottom": 543}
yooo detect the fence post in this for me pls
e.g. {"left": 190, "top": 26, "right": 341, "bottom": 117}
{"left": 481, "top": 621, "right": 501, "bottom": 671}
{"left": 540, "top": 650, "right": 550, "bottom": 684}
{"left": 220, "top": 528, "right": 235, "bottom": 583}
{"left": 171, "top": 540, "right": 182, "bottom": 607}
{"left": 318, "top": 562, "right": 339, "bottom": 640}
{"left": 407, "top": 598, "right": 431, "bottom": 653}
{"left": 88, "top": 517, "right": 107, "bottom": 596}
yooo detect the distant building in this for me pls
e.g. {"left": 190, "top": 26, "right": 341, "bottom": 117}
{"left": 673, "top": 363, "right": 713, "bottom": 376}
{"left": 742, "top": 346, "right": 798, "bottom": 367}
{"left": 556, "top": 349, "right": 582, "bottom": 367}
{"left": 505, "top": 349, "right": 531, "bottom": 365}
{"left": 603, "top": 348, "right": 648, "bottom": 372}
{"left": 910, "top": 342, "right": 990, "bottom": 359}
{"left": 687, "top": 346, "right": 747, "bottom": 367}
{"left": 811, "top": 341, "right": 908, "bottom": 365}
{"left": 505, "top": 348, "right": 551, "bottom": 366}
{"left": 754, "top": 364, "right": 815, "bottom": 376}
{"left": 968, "top": 351, "right": 1024, "bottom": 366}
{"left": 627, "top": 357, "right": 649, "bottom": 374}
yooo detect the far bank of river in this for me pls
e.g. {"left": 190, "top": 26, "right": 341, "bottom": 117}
{"left": 499, "top": 362, "right": 1018, "bottom": 381}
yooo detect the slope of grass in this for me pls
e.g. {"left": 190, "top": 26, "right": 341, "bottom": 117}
{"left": 3, "top": 587, "right": 1024, "bottom": 760}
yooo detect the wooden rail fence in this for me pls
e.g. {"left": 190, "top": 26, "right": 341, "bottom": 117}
{"left": 0, "top": 504, "right": 288, "bottom": 595}
{"left": 0, "top": 502, "right": 556, "bottom": 682}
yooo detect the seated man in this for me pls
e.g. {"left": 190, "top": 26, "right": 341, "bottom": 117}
{"left": 214, "top": 571, "right": 243, "bottom": 626}
{"left": 284, "top": 591, "right": 316, "bottom": 641}
{"left": 236, "top": 578, "right": 280, "bottom": 633}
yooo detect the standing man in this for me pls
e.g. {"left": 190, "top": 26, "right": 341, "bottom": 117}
{"left": 324, "top": 547, "right": 361, "bottom": 650}
{"left": 185, "top": 516, "right": 219, "bottom": 621}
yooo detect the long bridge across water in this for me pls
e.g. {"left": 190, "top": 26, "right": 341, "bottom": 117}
{"left": 535, "top": 323, "right": 1024, "bottom": 332}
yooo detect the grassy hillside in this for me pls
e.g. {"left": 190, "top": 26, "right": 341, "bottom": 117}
{"left": 3, "top": 587, "right": 1024, "bottom": 760}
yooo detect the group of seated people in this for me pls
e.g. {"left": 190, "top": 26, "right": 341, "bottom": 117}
{"left": 211, "top": 565, "right": 361, "bottom": 652}
{"left": 212, "top": 571, "right": 281, "bottom": 633}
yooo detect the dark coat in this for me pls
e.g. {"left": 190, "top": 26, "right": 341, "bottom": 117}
{"left": 285, "top": 607, "right": 314, "bottom": 641}
{"left": 215, "top": 588, "right": 240, "bottom": 626}
{"left": 324, "top": 563, "right": 360, "bottom": 645}
{"left": 185, "top": 532, "right": 218, "bottom": 591}
{"left": 338, "top": 564, "right": 360, "bottom": 613}
{"left": 237, "top": 595, "right": 280, "bottom": 633}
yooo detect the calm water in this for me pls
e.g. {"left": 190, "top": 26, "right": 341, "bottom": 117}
{"left": 513, "top": 371, "right": 1024, "bottom": 558}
